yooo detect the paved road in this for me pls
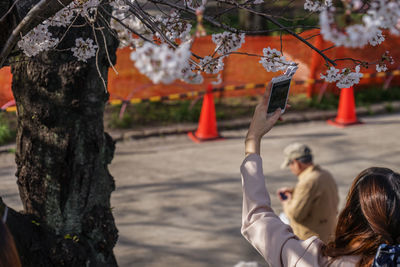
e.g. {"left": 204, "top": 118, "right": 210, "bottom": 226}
{"left": 1, "top": 113, "right": 400, "bottom": 266}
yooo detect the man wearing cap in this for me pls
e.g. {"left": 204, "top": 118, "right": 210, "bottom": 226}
{"left": 277, "top": 142, "right": 339, "bottom": 243}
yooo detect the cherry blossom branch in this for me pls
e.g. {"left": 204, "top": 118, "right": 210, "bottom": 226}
{"left": 321, "top": 45, "right": 336, "bottom": 53}
{"left": 148, "top": 0, "right": 241, "bottom": 33}
{"left": 98, "top": 24, "right": 118, "bottom": 75}
{"left": 0, "top": 0, "right": 74, "bottom": 67}
{"left": 126, "top": 2, "right": 180, "bottom": 46}
{"left": 213, "top": 6, "right": 237, "bottom": 18}
{"left": 147, "top": 0, "right": 319, "bottom": 35}
{"left": 99, "top": 6, "right": 154, "bottom": 43}
{"left": 91, "top": 23, "right": 107, "bottom": 92}
{"left": 214, "top": 0, "right": 337, "bottom": 66}
{"left": 124, "top": 1, "right": 205, "bottom": 62}
{"left": 304, "top": 33, "right": 321, "bottom": 41}
{"left": 333, "top": 58, "right": 366, "bottom": 65}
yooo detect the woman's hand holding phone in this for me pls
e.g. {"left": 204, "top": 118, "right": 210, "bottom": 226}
{"left": 245, "top": 83, "right": 282, "bottom": 156}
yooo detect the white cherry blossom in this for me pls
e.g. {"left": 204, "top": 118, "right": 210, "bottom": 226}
{"left": 320, "top": 0, "right": 400, "bottom": 48}
{"left": 321, "top": 65, "right": 363, "bottom": 88}
{"left": 337, "top": 66, "right": 363, "bottom": 88}
{"left": 259, "top": 47, "right": 294, "bottom": 72}
{"left": 130, "top": 42, "right": 191, "bottom": 84}
{"left": 211, "top": 74, "right": 222, "bottom": 85}
{"left": 304, "top": 0, "right": 331, "bottom": 12}
{"left": 320, "top": 10, "right": 385, "bottom": 48}
{"left": 320, "top": 66, "right": 340, "bottom": 82}
{"left": 74, "top": 0, "right": 101, "bottom": 21}
{"left": 156, "top": 11, "right": 192, "bottom": 42}
{"left": 184, "top": 0, "right": 204, "bottom": 9}
{"left": 15, "top": 0, "right": 398, "bottom": 90}
{"left": 321, "top": 66, "right": 363, "bottom": 88}
{"left": 17, "top": 24, "right": 59, "bottom": 57}
{"left": 71, "top": 38, "right": 98, "bottom": 62}
{"left": 212, "top": 32, "right": 245, "bottom": 55}
{"left": 46, "top": 5, "right": 76, "bottom": 27}
{"left": 181, "top": 63, "right": 204, "bottom": 84}
{"left": 199, "top": 56, "right": 224, "bottom": 74}
{"left": 376, "top": 64, "right": 388, "bottom": 72}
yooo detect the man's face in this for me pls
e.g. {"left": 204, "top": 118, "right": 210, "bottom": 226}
{"left": 289, "top": 159, "right": 302, "bottom": 176}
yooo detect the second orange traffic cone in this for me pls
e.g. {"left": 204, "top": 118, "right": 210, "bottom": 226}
{"left": 188, "top": 84, "right": 222, "bottom": 143}
{"left": 327, "top": 86, "right": 362, "bottom": 127}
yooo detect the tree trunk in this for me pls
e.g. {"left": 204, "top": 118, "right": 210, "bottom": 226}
{"left": 7, "top": 6, "right": 119, "bottom": 266}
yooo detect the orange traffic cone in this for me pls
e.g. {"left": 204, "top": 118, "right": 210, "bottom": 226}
{"left": 327, "top": 87, "right": 362, "bottom": 127}
{"left": 188, "top": 84, "right": 223, "bottom": 143}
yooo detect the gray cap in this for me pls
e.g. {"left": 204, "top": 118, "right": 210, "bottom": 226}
{"left": 280, "top": 143, "right": 312, "bottom": 169}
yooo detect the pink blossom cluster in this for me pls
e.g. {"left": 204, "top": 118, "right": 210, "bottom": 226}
{"left": 211, "top": 32, "right": 245, "bottom": 55}
{"left": 320, "top": 66, "right": 363, "bottom": 88}
{"left": 18, "top": 0, "right": 102, "bottom": 61}
{"left": 130, "top": 42, "right": 192, "bottom": 84}
{"left": 156, "top": 11, "right": 192, "bottom": 42}
{"left": 259, "top": 47, "right": 294, "bottom": 72}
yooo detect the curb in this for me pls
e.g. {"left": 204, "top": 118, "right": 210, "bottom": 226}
{"left": 1, "top": 101, "right": 400, "bottom": 153}
{"left": 0, "top": 143, "right": 15, "bottom": 154}
{"left": 108, "top": 101, "right": 400, "bottom": 141}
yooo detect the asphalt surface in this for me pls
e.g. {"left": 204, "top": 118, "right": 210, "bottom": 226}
{"left": 1, "top": 113, "right": 400, "bottom": 267}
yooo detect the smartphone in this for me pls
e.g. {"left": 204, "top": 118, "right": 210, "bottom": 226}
{"left": 279, "top": 192, "right": 288, "bottom": 200}
{"left": 267, "top": 64, "right": 298, "bottom": 115}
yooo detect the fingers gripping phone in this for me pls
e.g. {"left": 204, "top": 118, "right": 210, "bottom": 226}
{"left": 267, "top": 64, "right": 298, "bottom": 115}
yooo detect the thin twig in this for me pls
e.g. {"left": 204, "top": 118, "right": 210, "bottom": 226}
{"left": 148, "top": 0, "right": 240, "bottom": 33}
{"left": 99, "top": 6, "right": 153, "bottom": 43}
{"left": 147, "top": 0, "right": 319, "bottom": 35}
{"left": 321, "top": 45, "right": 336, "bottom": 53}
{"left": 98, "top": 23, "right": 118, "bottom": 75}
{"left": 333, "top": 58, "right": 365, "bottom": 65}
{"left": 213, "top": 6, "right": 237, "bottom": 18}
{"left": 54, "top": 14, "right": 80, "bottom": 47}
{"left": 91, "top": 23, "right": 107, "bottom": 92}
{"left": 214, "top": 0, "right": 336, "bottom": 66}
{"left": 304, "top": 33, "right": 321, "bottom": 41}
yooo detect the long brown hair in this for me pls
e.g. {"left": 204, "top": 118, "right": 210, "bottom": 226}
{"left": 322, "top": 167, "right": 400, "bottom": 266}
{"left": 0, "top": 221, "right": 21, "bottom": 267}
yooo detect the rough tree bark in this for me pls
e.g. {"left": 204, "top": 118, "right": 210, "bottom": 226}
{"left": 3, "top": 5, "right": 120, "bottom": 266}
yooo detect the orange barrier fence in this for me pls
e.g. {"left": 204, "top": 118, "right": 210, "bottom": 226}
{"left": 1, "top": 29, "right": 400, "bottom": 109}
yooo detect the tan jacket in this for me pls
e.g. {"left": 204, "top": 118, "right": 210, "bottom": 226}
{"left": 283, "top": 165, "right": 339, "bottom": 243}
{"left": 240, "top": 154, "right": 359, "bottom": 267}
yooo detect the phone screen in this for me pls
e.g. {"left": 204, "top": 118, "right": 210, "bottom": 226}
{"left": 267, "top": 79, "right": 291, "bottom": 114}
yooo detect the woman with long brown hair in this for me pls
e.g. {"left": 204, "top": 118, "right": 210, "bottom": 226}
{"left": 240, "top": 83, "right": 400, "bottom": 266}
{"left": 322, "top": 167, "right": 400, "bottom": 266}
{"left": 0, "top": 208, "right": 21, "bottom": 267}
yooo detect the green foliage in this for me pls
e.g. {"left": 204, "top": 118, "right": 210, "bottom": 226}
{"left": 107, "top": 98, "right": 257, "bottom": 129}
{"left": 292, "top": 86, "right": 400, "bottom": 111}
{"left": 309, "top": 93, "right": 340, "bottom": 110}
{"left": 109, "top": 113, "right": 134, "bottom": 129}
{"left": 106, "top": 87, "right": 400, "bottom": 129}
{"left": 0, "top": 113, "right": 16, "bottom": 146}
{"left": 384, "top": 102, "right": 393, "bottom": 113}
{"left": 108, "top": 101, "right": 203, "bottom": 129}
{"left": 355, "top": 86, "right": 400, "bottom": 106}
{"left": 288, "top": 94, "right": 311, "bottom": 110}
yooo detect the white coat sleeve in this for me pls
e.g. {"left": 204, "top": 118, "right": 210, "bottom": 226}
{"left": 240, "top": 154, "right": 323, "bottom": 267}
